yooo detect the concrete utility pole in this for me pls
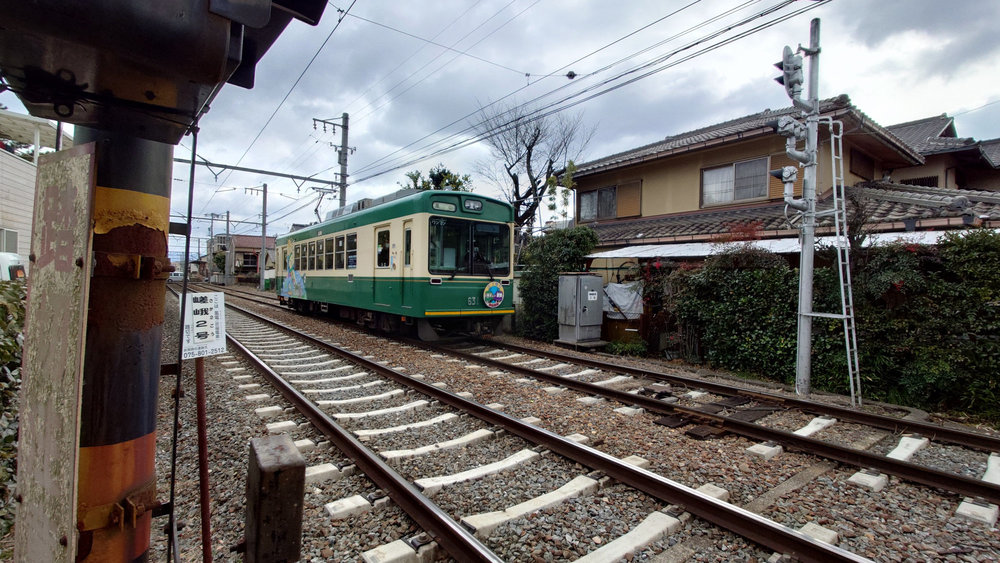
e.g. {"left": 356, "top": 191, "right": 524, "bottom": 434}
{"left": 773, "top": 18, "right": 821, "bottom": 396}
{"left": 312, "top": 113, "right": 353, "bottom": 207}
{"left": 245, "top": 184, "right": 268, "bottom": 290}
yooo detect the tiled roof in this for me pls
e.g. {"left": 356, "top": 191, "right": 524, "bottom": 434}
{"left": 574, "top": 95, "right": 921, "bottom": 177}
{"left": 980, "top": 139, "right": 1000, "bottom": 168}
{"left": 230, "top": 234, "right": 276, "bottom": 250}
{"left": 587, "top": 182, "right": 1000, "bottom": 246}
{"left": 885, "top": 114, "right": 956, "bottom": 152}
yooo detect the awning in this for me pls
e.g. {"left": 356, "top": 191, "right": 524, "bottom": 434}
{"left": 586, "top": 230, "right": 970, "bottom": 260}
{"left": 0, "top": 107, "right": 74, "bottom": 150}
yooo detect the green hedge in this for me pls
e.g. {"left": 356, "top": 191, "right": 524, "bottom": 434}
{"left": 667, "top": 231, "right": 1000, "bottom": 422}
{"left": 0, "top": 281, "right": 26, "bottom": 539}
{"left": 516, "top": 227, "right": 598, "bottom": 341}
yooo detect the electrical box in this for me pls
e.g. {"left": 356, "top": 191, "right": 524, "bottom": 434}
{"left": 556, "top": 273, "right": 605, "bottom": 346}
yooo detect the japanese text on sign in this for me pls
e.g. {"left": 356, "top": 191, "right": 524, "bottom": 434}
{"left": 181, "top": 292, "right": 227, "bottom": 359}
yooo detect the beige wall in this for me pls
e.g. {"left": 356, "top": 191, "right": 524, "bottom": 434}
{"left": 0, "top": 150, "right": 36, "bottom": 257}
{"left": 576, "top": 133, "right": 887, "bottom": 221}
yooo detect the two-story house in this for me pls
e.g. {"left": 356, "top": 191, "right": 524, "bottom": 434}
{"left": 571, "top": 95, "right": 1000, "bottom": 281}
{"left": 886, "top": 114, "right": 1000, "bottom": 191}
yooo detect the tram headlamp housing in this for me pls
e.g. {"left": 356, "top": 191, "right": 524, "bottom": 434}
{"left": 464, "top": 199, "right": 483, "bottom": 212}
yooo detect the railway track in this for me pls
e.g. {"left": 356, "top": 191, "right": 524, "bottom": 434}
{"left": 217, "top": 299, "right": 866, "bottom": 561}
{"left": 431, "top": 339, "right": 1000, "bottom": 507}
{"left": 163, "top": 285, "right": 1000, "bottom": 560}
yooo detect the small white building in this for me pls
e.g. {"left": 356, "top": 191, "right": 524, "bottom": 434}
{"left": 0, "top": 107, "right": 74, "bottom": 258}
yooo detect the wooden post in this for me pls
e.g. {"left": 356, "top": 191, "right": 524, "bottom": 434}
{"left": 246, "top": 434, "right": 305, "bottom": 563}
{"left": 15, "top": 143, "right": 96, "bottom": 563}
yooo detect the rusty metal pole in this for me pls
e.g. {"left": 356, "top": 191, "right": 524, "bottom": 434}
{"left": 195, "top": 356, "right": 213, "bottom": 562}
{"left": 74, "top": 127, "right": 171, "bottom": 561}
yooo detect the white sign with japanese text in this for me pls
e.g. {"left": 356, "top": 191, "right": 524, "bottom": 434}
{"left": 181, "top": 292, "right": 227, "bottom": 359}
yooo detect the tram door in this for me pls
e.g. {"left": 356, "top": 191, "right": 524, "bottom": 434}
{"left": 374, "top": 225, "right": 393, "bottom": 305}
{"left": 401, "top": 221, "right": 413, "bottom": 309}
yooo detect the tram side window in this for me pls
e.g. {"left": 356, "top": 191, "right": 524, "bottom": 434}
{"left": 335, "top": 236, "right": 345, "bottom": 269}
{"left": 404, "top": 229, "right": 411, "bottom": 267}
{"left": 346, "top": 233, "right": 357, "bottom": 269}
{"left": 308, "top": 242, "right": 316, "bottom": 270}
{"left": 325, "top": 237, "right": 334, "bottom": 269}
{"left": 376, "top": 229, "right": 390, "bottom": 268}
{"left": 294, "top": 245, "right": 301, "bottom": 271}
{"left": 316, "top": 240, "right": 325, "bottom": 270}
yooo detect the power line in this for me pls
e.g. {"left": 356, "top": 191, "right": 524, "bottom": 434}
{"left": 337, "top": 0, "right": 487, "bottom": 116}
{"left": 352, "top": 0, "right": 533, "bottom": 122}
{"left": 350, "top": 0, "right": 818, "bottom": 182}
{"left": 347, "top": 0, "right": 753, "bottom": 177}
{"left": 215, "top": 0, "right": 358, "bottom": 191}
{"left": 344, "top": 11, "right": 531, "bottom": 76}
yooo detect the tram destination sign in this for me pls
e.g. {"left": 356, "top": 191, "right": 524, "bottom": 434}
{"left": 181, "top": 292, "right": 227, "bottom": 359}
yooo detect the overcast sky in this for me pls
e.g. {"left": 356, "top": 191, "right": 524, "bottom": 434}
{"left": 4, "top": 0, "right": 1000, "bottom": 262}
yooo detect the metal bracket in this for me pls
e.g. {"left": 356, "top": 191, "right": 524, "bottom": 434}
{"left": 77, "top": 479, "right": 160, "bottom": 532}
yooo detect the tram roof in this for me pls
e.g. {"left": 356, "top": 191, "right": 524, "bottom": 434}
{"left": 277, "top": 189, "right": 513, "bottom": 242}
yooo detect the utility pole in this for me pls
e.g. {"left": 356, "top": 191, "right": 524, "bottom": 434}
{"left": 246, "top": 184, "right": 268, "bottom": 291}
{"left": 226, "top": 210, "right": 232, "bottom": 286}
{"left": 207, "top": 212, "right": 224, "bottom": 278}
{"left": 312, "top": 113, "right": 354, "bottom": 207}
{"left": 772, "top": 18, "right": 821, "bottom": 396}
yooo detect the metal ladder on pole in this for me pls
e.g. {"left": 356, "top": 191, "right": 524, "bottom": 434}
{"left": 813, "top": 118, "right": 863, "bottom": 406}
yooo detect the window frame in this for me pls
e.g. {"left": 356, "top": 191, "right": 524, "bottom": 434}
{"left": 700, "top": 156, "right": 769, "bottom": 207}
{"left": 376, "top": 228, "right": 391, "bottom": 269}
{"left": 578, "top": 186, "right": 617, "bottom": 222}
{"left": 346, "top": 233, "right": 358, "bottom": 269}
{"left": 308, "top": 241, "right": 316, "bottom": 270}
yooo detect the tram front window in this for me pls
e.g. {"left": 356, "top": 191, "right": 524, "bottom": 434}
{"left": 428, "top": 217, "right": 510, "bottom": 277}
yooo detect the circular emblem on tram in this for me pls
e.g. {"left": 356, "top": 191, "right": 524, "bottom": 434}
{"left": 483, "top": 281, "right": 504, "bottom": 309}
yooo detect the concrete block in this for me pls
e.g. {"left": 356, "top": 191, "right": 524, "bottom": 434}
{"left": 573, "top": 512, "right": 680, "bottom": 563}
{"left": 233, "top": 375, "right": 253, "bottom": 381}
{"left": 622, "top": 455, "right": 650, "bottom": 469}
{"left": 543, "top": 386, "right": 566, "bottom": 394}
{"left": 746, "top": 442, "right": 783, "bottom": 460}
{"left": 245, "top": 393, "right": 270, "bottom": 402}
{"left": 520, "top": 416, "right": 541, "bottom": 425}
{"left": 614, "top": 406, "right": 645, "bottom": 416}
{"left": 325, "top": 495, "right": 372, "bottom": 519}
{"left": 793, "top": 416, "right": 837, "bottom": 437}
{"left": 886, "top": 435, "right": 929, "bottom": 461}
{"left": 955, "top": 500, "right": 998, "bottom": 526}
{"left": 847, "top": 471, "right": 888, "bottom": 492}
{"left": 697, "top": 483, "right": 731, "bottom": 502}
{"left": 305, "top": 463, "right": 345, "bottom": 484}
{"left": 684, "top": 391, "right": 708, "bottom": 400}
{"left": 266, "top": 420, "right": 298, "bottom": 435}
{"left": 456, "top": 391, "right": 474, "bottom": 399}
{"left": 577, "top": 396, "right": 604, "bottom": 406}
{"left": 255, "top": 405, "right": 283, "bottom": 419}
{"left": 565, "top": 433, "right": 589, "bottom": 444}
{"left": 238, "top": 383, "right": 261, "bottom": 391}
{"left": 294, "top": 439, "right": 316, "bottom": 453}
{"left": 799, "top": 522, "right": 838, "bottom": 545}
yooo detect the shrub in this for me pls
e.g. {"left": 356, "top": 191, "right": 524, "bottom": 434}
{"left": 0, "top": 280, "right": 26, "bottom": 539}
{"left": 516, "top": 226, "right": 598, "bottom": 341}
{"left": 665, "top": 231, "right": 1000, "bottom": 422}
{"left": 605, "top": 338, "right": 647, "bottom": 357}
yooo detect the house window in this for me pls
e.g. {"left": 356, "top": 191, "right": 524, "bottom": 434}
{"left": 325, "top": 237, "right": 334, "bottom": 268}
{"left": 579, "top": 186, "right": 617, "bottom": 222}
{"left": 376, "top": 229, "right": 390, "bottom": 268}
{"left": 0, "top": 229, "right": 16, "bottom": 253}
{"left": 850, "top": 149, "right": 875, "bottom": 181}
{"left": 901, "top": 176, "right": 938, "bottom": 187}
{"left": 346, "top": 233, "right": 357, "bottom": 269}
{"left": 702, "top": 158, "right": 768, "bottom": 206}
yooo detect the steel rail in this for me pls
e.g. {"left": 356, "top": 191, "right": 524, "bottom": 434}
{"left": 446, "top": 343, "right": 1000, "bottom": 505}
{"left": 473, "top": 338, "right": 1000, "bottom": 453}
{"left": 226, "top": 304, "right": 870, "bottom": 562}
{"left": 225, "top": 331, "right": 503, "bottom": 562}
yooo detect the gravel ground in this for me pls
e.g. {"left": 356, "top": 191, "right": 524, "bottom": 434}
{"left": 151, "top": 287, "right": 1000, "bottom": 562}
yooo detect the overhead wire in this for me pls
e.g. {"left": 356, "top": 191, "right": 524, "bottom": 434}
{"left": 352, "top": 0, "right": 533, "bottom": 122}
{"left": 349, "top": 0, "right": 816, "bottom": 182}
{"left": 336, "top": 0, "right": 486, "bottom": 116}
{"left": 211, "top": 0, "right": 358, "bottom": 198}
{"left": 347, "top": 0, "right": 748, "bottom": 178}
